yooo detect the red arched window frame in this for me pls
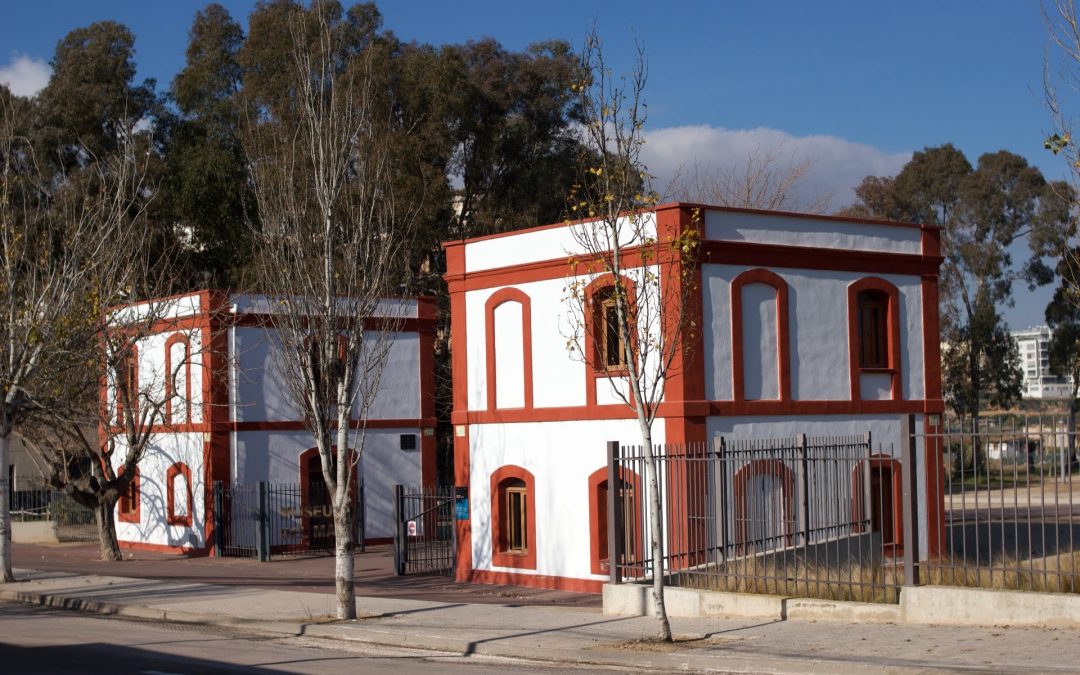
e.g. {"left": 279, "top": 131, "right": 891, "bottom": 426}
{"left": 117, "top": 465, "right": 140, "bottom": 524}
{"left": 484, "top": 288, "right": 533, "bottom": 410}
{"left": 587, "top": 467, "right": 643, "bottom": 576}
{"left": 732, "top": 459, "right": 795, "bottom": 551}
{"left": 490, "top": 465, "right": 536, "bottom": 570}
{"left": 298, "top": 447, "right": 359, "bottom": 542}
{"left": 164, "top": 334, "right": 191, "bottom": 425}
{"left": 847, "top": 277, "right": 902, "bottom": 401}
{"left": 582, "top": 275, "right": 638, "bottom": 407}
{"left": 166, "top": 462, "right": 193, "bottom": 527}
{"left": 115, "top": 344, "right": 139, "bottom": 427}
{"left": 730, "top": 268, "right": 791, "bottom": 402}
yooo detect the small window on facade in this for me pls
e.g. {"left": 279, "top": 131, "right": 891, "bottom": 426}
{"left": 503, "top": 478, "right": 527, "bottom": 554}
{"left": 116, "top": 347, "right": 138, "bottom": 425}
{"left": 597, "top": 479, "right": 636, "bottom": 565}
{"left": 856, "top": 291, "right": 888, "bottom": 369}
{"left": 118, "top": 467, "right": 140, "bottom": 523}
{"left": 167, "top": 463, "right": 192, "bottom": 526}
{"left": 595, "top": 289, "right": 627, "bottom": 371}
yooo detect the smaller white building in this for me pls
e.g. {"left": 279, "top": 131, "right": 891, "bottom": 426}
{"left": 1013, "top": 326, "right": 1072, "bottom": 400}
{"left": 107, "top": 290, "right": 437, "bottom": 554}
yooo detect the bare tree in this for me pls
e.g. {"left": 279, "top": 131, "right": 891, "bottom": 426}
{"left": 0, "top": 88, "right": 161, "bottom": 577}
{"left": 1044, "top": 1, "right": 1080, "bottom": 310}
{"left": 21, "top": 261, "right": 192, "bottom": 561}
{"left": 242, "top": 3, "right": 416, "bottom": 620}
{"left": 664, "top": 145, "right": 832, "bottom": 214}
{"left": 562, "top": 30, "right": 699, "bottom": 643}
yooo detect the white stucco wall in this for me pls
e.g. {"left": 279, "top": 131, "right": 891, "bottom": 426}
{"left": 468, "top": 418, "right": 666, "bottom": 581}
{"left": 493, "top": 301, "right": 525, "bottom": 408}
{"left": 465, "top": 214, "right": 658, "bottom": 273}
{"left": 702, "top": 265, "right": 925, "bottom": 402}
{"left": 703, "top": 210, "right": 922, "bottom": 255}
{"left": 706, "top": 414, "right": 929, "bottom": 556}
{"left": 113, "top": 431, "right": 206, "bottom": 549}
{"left": 232, "top": 428, "right": 421, "bottom": 540}
{"left": 231, "top": 327, "right": 420, "bottom": 422}
{"left": 107, "top": 328, "right": 205, "bottom": 425}
{"left": 741, "top": 282, "right": 780, "bottom": 400}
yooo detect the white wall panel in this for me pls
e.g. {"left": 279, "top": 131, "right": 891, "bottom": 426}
{"left": 703, "top": 210, "right": 922, "bottom": 254}
{"left": 741, "top": 282, "right": 779, "bottom": 400}
{"left": 493, "top": 301, "right": 525, "bottom": 408}
{"left": 468, "top": 418, "right": 665, "bottom": 580}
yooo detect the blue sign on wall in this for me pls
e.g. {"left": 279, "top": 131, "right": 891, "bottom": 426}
{"left": 455, "top": 497, "right": 469, "bottom": 520}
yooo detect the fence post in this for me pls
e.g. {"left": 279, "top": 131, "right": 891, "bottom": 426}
{"left": 357, "top": 475, "right": 366, "bottom": 553}
{"left": 607, "top": 440, "right": 622, "bottom": 585}
{"left": 393, "top": 484, "right": 405, "bottom": 575}
{"left": 798, "top": 433, "right": 810, "bottom": 547}
{"left": 256, "top": 481, "right": 270, "bottom": 562}
{"left": 901, "top": 414, "right": 921, "bottom": 586}
{"left": 213, "top": 481, "right": 224, "bottom": 557}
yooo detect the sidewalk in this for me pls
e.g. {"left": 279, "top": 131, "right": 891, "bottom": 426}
{"left": 3, "top": 566, "right": 1080, "bottom": 674}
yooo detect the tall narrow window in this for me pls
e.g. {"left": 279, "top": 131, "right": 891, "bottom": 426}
{"left": 167, "top": 462, "right": 193, "bottom": 527}
{"left": 118, "top": 467, "right": 140, "bottom": 524}
{"left": 116, "top": 346, "right": 138, "bottom": 426}
{"left": 602, "top": 296, "right": 627, "bottom": 370}
{"left": 857, "top": 291, "right": 888, "bottom": 368}
{"left": 503, "top": 479, "right": 527, "bottom": 553}
{"left": 165, "top": 335, "right": 190, "bottom": 425}
{"left": 490, "top": 465, "right": 536, "bottom": 569}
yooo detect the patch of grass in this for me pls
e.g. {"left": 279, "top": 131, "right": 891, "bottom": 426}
{"left": 672, "top": 555, "right": 902, "bottom": 604}
{"left": 924, "top": 552, "right": 1080, "bottom": 594}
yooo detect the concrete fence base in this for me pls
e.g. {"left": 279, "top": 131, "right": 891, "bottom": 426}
{"left": 604, "top": 582, "right": 1080, "bottom": 628}
{"left": 12, "top": 521, "right": 59, "bottom": 544}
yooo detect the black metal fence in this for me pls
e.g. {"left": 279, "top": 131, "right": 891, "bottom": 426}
{"left": 921, "top": 414, "right": 1080, "bottom": 593}
{"left": 213, "top": 478, "right": 365, "bottom": 560}
{"left": 10, "top": 481, "right": 96, "bottom": 542}
{"left": 608, "top": 432, "right": 912, "bottom": 603}
{"left": 393, "top": 484, "right": 456, "bottom": 576}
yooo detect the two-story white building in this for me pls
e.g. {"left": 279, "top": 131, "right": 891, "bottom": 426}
{"left": 444, "top": 203, "right": 946, "bottom": 592}
{"left": 107, "top": 290, "right": 436, "bottom": 553}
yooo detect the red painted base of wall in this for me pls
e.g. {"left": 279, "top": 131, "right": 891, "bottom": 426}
{"left": 118, "top": 540, "right": 210, "bottom": 556}
{"left": 465, "top": 568, "right": 604, "bottom": 594}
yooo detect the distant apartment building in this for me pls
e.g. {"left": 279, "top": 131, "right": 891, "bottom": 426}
{"left": 1013, "top": 326, "right": 1072, "bottom": 399}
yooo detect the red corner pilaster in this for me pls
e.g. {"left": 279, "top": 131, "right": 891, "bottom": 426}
{"left": 444, "top": 241, "right": 473, "bottom": 581}
{"left": 201, "top": 290, "right": 232, "bottom": 556}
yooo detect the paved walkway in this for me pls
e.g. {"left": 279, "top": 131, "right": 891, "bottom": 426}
{"left": 4, "top": 544, "right": 1080, "bottom": 673}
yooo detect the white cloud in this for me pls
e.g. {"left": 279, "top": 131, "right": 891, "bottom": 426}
{"left": 0, "top": 54, "right": 51, "bottom": 98}
{"left": 642, "top": 124, "right": 911, "bottom": 212}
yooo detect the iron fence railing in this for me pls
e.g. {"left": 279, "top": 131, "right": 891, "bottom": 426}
{"left": 609, "top": 432, "right": 909, "bottom": 603}
{"left": 214, "top": 478, "right": 365, "bottom": 560}
{"left": 10, "top": 482, "right": 96, "bottom": 542}
{"left": 921, "top": 414, "right": 1080, "bottom": 593}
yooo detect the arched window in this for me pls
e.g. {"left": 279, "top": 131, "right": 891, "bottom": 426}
{"left": 166, "top": 462, "right": 193, "bottom": 527}
{"left": 847, "top": 278, "right": 902, "bottom": 401}
{"left": 732, "top": 459, "right": 794, "bottom": 553}
{"left": 852, "top": 455, "right": 904, "bottom": 556}
{"left": 490, "top": 465, "right": 536, "bottom": 570}
{"left": 165, "top": 335, "right": 191, "bottom": 425}
{"left": 484, "top": 288, "right": 533, "bottom": 410}
{"left": 588, "top": 467, "right": 642, "bottom": 576}
{"left": 730, "top": 268, "right": 790, "bottom": 402}
{"left": 115, "top": 345, "right": 139, "bottom": 426}
{"left": 117, "top": 466, "right": 140, "bottom": 524}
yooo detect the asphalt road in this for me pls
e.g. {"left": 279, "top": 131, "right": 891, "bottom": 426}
{"left": 0, "top": 601, "right": 629, "bottom": 675}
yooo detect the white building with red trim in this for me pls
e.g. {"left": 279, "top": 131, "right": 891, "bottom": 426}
{"left": 444, "top": 203, "right": 946, "bottom": 593}
{"left": 107, "top": 290, "right": 437, "bottom": 554}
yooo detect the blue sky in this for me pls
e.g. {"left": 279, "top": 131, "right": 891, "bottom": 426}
{"left": 0, "top": 1, "right": 1067, "bottom": 327}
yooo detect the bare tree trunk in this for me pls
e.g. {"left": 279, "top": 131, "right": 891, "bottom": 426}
{"left": 638, "top": 420, "right": 671, "bottom": 641}
{"left": 95, "top": 500, "right": 121, "bottom": 562}
{"left": 0, "top": 432, "right": 13, "bottom": 582}
{"left": 333, "top": 502, "right": 355, "bottom": 620}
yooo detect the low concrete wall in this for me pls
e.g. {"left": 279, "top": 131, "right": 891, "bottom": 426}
{"left": 605, "top": 583, "right": 1080, "bottom": 628}
{"left": 903, "top": 586, "right": 1080, "bottom": 628}
{"left": 12, "top": 521, "right": 58, "bottom": 544}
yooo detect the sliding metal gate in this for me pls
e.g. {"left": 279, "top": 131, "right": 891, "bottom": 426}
{"left": 393, "top": 485, "right": 456, "bottom": 576}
